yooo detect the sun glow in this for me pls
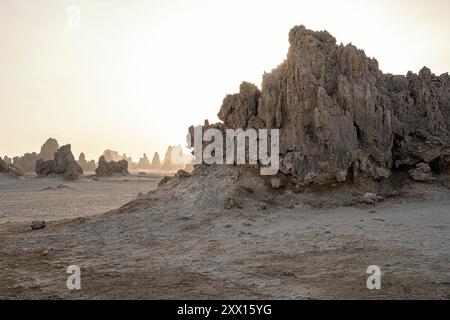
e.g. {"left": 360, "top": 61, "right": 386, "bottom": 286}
{"left": 1, "top": 0, "right": 450, "bottom": 160}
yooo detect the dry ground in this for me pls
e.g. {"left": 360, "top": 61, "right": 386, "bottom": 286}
{"left": 0, "top": 168, "right": 449, "bottom": 299}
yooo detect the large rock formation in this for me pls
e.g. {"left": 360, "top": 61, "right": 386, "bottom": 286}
{"left": 36, "top": 145, "right": 83, "bottom": 180}
{"left": 77, "top": 153, "right": 96, "bottom": 172}
{"left": 0, "top": 157, "right": 23, "bottom": 177}
{"left": 95, "top": 156, "right": 129, "bottom": 176}
{"left": 213, "top": 25, "right": 450, "bottom": 186}
{"left": 38, "top": 138, "right": 59, "bottom": 161}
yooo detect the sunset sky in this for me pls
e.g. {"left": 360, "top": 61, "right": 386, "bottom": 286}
{"left": 1, "top": 0, "right": 449, "bottom": 160}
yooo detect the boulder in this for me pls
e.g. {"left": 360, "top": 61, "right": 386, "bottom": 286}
{"left": 31, "top": 221, "right": 46, "bottom": 230}
{"left": 409, "top": 163, "right": 434, "bottom": 182}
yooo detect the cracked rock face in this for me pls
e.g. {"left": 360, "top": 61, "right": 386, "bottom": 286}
{"left": 216, "top": 25, "right": 450, "bottom": 186}
{"left": 36, "top": 145, "right": 83, "bottom": 180}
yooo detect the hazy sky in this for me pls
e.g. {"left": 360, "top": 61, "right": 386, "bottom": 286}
{"left": 1, "top": 0, "right": 449, "bottom": 160}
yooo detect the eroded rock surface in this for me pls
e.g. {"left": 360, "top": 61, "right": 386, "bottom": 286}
{"left": 150, "top": 152, "right": 162, "bottom": 170}
{"left": 36, "top": 145, "right": 83, "bottom": 180}
{"left": 0, "top": 157, "right": 23, "bottom": 177}
{"left": 215, "top": 25, "right": 450, "bottom": 186}
{"left": 77, "top": 153, "right": 96, "bottom": 172}
{"left": 137, "top": 153, "right": 152, "bottom": 170}
{"left": 95, "top": 156, "right": 129, "bottom": 176}
{"left": 38, "top": 138, "right": 59, "bottom": 161}
{"left": 13, "top": 153, "right": 38, "bottom": 173}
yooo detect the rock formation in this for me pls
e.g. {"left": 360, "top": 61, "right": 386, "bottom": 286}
{"left": 409, "top": 163, "right": 434, "bottom": 182}
{"left": 0, "top": 157, "right": 23, "bottom": 177}
{"left": 3, "top": 156, "right": 12, "bottom": 165}
{"left": 38, "top": 138, "right": 59, "bottom": 161}
{"left": 11, "top": 138, "right": 59, "bottom": 173}
{"left": 162, "top": 146, "right": 188, "bottom": 171}
{"left": 77, "top": 153, "right": 96, "bottom": 172}
{"left": 136, "top": 153, "right": 152, "bottom": 170}
{"left": 150, "top": 152, "right": 162, "bottom": 170}
{"left": 36, "top": 145, "right": 83, "bottom": 180}
{"left": 102, "top": 150, "right": 136, "bottom": 170}
{"left": 208, "top": 25, "right": 450, "bottom": 187}
{"left": 95, "top": 156, "right": 129, "bottom": 176}
{"left": 13, "top": 152, "right": 38, "bottom": 173}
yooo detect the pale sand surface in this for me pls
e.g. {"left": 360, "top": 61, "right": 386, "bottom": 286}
{"left": 0, "top": 170, "right": 449, "bottom": 299}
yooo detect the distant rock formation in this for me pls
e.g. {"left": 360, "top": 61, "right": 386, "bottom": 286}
{"left": 11, "top": 138, "right": 59, "bottom": 173}
{"left": 95, "top": 156, "right": 129, "bottom": 176}
{"left": 13, "top": 152, "right": 38, "bottom": 173}
{"left": 38, "top": 138, "right": 59, "bottom": 161}
{"left": 150, "top": 152, "right": 162, "bottom": 170}
{"left": 204, "top": 25, "right": 450, "bottom": 187}
{"left": 77, "top": 153, "right": 96, "bottom": 172}
{"left": 36, "top": 145, "right": 83, "bottom": 180}
{"left": 0, "top": 157, "right": 23, "bottom": 177}
{"left": 136, "top": 153, "right": 151, "bottom": 170}
{"left": 3, "top": 156, "right": 12, "bottom": 165}
{"left": 102, "top": 150, "right": 136, "bottom": 170}
{"left": 162, "top": 146, "right": 187, "bottom": 171}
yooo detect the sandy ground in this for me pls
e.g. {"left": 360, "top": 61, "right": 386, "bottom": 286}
{"left": 0, "top": 173, "right": 162, "bottom": 224}
{"left": 0, "top": 168, "right": 449, "bottom": 300}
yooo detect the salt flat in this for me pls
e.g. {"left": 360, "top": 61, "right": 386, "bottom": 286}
{"left": 0, "top": 168, "right": 449, "bottom": 299}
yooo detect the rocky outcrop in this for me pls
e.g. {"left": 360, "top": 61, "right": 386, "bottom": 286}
{"left": 102, "top": 150, "right": 136, "bottom": 170}
{"left": 36, "top": 145, "right": 83, "bottom": 180}
{"left": 0, "top": 157, "right": 23, "bottom": 177}
{"left": 136, "top": 153, "right": 151, "bottom": 170}
{"left": 38, "top": 138, "right": 59, "bottom": 161}
{"left": 150, "top": 152, "right": 162, "bottom": 170}
{"left": 95, "top": 156, "right": 129, "bottom": 176}
{"left": 3, "top": 156, "right": 12, "bottom": 165}
{"left": 13, "top": 152, "right": 38, "bottom": 173}
{"left": 77, "top": 153, "right": 96, "bottom": 172}
{"left": 213, "top": 25, "right": 450, "bottom": 187}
